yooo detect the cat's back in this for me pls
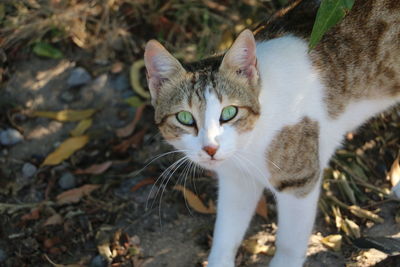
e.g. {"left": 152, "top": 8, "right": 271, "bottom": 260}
{"left": 311, "top": 0, "right": 400, "bottom": 118}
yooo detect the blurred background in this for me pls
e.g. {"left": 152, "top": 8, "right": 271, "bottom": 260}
{"left": 0, "top": 0, "right": 399, "bottom": 266}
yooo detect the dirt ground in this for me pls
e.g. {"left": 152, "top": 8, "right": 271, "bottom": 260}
{"left": 0, "top": 55, "right": 400, "bottom": 267}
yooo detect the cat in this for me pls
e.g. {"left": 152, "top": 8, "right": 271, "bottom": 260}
{"left": 143, "top": 0, "right": 400, "bottom": 266}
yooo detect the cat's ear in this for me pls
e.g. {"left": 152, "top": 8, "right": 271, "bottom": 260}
{"left": 144, "top": 40, "right": 185, "bottom": 105}
{"left": 220, "top": 29, "right": 258, "bottom": 85}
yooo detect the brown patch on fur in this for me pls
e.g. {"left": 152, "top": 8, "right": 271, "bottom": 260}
{"left": 311, "top": 0, "right": 400, "bottom": 118}
{"left": 232, "top": 107, "right": 260, "bottom": 133}
{"left": 267, "top": 117, "right": 320, "bottom": 197}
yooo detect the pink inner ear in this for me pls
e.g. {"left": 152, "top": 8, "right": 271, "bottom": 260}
{"left": 221, "top": 30, "right": 258, "bottom": 81}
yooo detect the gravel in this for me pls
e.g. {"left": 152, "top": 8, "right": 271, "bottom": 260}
{"left": 22, "top": 162, "right": 37, "bottom": 178}
{"left": 0, "top": 128, "right": 23, "bottom": 146}
{"left": 89, "top": 255, "right": 108, "bottom": 267}
{"left": 58, "top": 172, "right": 77, "bottom": 190}
{"left": 67, "top": 67, "right": 92, "bottom": 87}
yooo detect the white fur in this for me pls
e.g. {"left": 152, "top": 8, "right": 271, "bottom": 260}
{"left": 169, "top": 35, "right": 400, "bottom": 267}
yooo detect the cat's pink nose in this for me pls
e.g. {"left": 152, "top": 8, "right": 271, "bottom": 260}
{"left": 203, "top": 145, "right": 218, "bottom": 157}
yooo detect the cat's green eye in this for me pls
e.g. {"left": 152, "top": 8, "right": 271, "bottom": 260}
{"left": 220, "top": 106, "right": 238, "bottom": 123}
{"left": 176, "top": 111, "right": 195, "bottom": 126}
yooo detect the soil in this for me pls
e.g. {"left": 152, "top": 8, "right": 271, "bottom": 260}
{"left": 1, "top": 56, "right": 400, "bottom": 267}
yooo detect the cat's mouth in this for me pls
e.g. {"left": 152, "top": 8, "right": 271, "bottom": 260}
{"left": 197, "top": 157, "right": 224, "bottom": 168}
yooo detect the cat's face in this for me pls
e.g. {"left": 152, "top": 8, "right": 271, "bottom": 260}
{"left": 144, "top": 30, "right": 261, "bottom": 170}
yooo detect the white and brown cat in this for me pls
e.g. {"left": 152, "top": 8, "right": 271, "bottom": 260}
{"left": 144, "top": 0, "right": 400, "bottom": 266}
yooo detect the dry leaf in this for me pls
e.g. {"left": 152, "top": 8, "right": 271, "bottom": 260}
{"left": 242, "top": 238, "right": 275, "bottom": 255}
{"left": 43, "top": 214, "right": 63, "bottom": 226}
{"left": 174, "top": 185, "right": 216, "bottom": 214}
{"left": 42, "top": 136, "right": 89, "bottom": 166}
{"left": 70, "top": 119, "right": 92, "bottom": 137}
{"left": 131, "top": 178, "right": 155, "bottom": 192}
{"left": 349, "top": 205, "right": 384, "bottom": 223}
{"left": 56, "top": 184, "right": 100, "bottom": 204}
{"left": 389, "top": 155, "right": 400, "bottom": 187}
{"left": 75, "top": 161, "right": 113, "bottom": 175}
{"left": 113, "top": 127, "right": 148, "bottom": 153}
{"left": 256, "top": 195, "right": 268, "bottom": 219}
{"left": 21, "top": 208, "right": 40, "bottom": 221}
{"left": 321, "top": 234, "right": 342, "bottom": 252}
{"left": 342, "top": 218, "right": 361, "bottom": 238}
{"left": 130, "top": 59, "right": 150, "bottom": 99}
{"left": 116, "top": 104, "right": 146, "bottom": 138}
{"left": 32, "top": 109, "right": 96, "bottom": 122}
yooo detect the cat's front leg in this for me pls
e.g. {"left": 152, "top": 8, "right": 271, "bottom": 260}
{"left": 207, "top": 171, "right": 264, "bottom": 267}
{"left": 269, "top": 185, "right": 320, "bottom": 267}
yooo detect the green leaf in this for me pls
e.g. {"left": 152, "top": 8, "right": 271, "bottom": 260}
{"left": 309, "top": 0, "right": 354, "bottom": 49}
{"left": 124, "top": 96, "right": 143, "bottom": 108}
{"left": 33, "top": 42, "right": 63, "bottom": 59}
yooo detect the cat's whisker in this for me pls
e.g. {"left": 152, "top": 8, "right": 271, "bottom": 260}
{"left": 182, "top": 160, "right": 195, "bottom": 216}
{"left": 133, "top": 149, "right": 190, "bottom": 179}
{"left": 157, "top": 157, "right": 190, "bottom": 224}
{"left": 239, "top": 150, "right": 282, "bottom": 171}
{"left": 241, "top": 155, "right": 269, "bottom": 181}
{"left": 146, "top": 156, "right": 187, "bottom": 210}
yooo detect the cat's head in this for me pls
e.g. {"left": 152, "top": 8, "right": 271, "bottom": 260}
{"left": 144, "top": 30, "right": 261, "bottom": 170}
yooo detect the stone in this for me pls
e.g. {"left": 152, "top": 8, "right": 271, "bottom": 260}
{"left": 0, "top": 128, "right": 23, "bottom": 146}
{"left": 22, "top": 163, "right": 37, "bottom": 178}
{"left": 111, "top": 73, "right": 130, "bottom": 91}
{"left": 58, "top": 172, "right": 76, "bottom": 190}
{"left": 89, "top": 255, "right": 108, "bottom": 267}
{"left": 67, "top": 67, "right": 92, "bottom": 87}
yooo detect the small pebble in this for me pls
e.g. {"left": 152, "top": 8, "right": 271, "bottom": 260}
{"left": 67, "top": 67, "right": 92, "bottom": 87}
{"left": 0, "top": 128, "right": 23, "bottom": 146}
{"left": 0, "top": 248, "right": 6, "bottom": 262}
{"left": 58, "top": 172, "right": 77, "bottom": 190}
{"left": 89, "top": 255, "right": 108, "bottom": 267}
{"left": 22, "top": 163, "right": 37, "bottom": 178}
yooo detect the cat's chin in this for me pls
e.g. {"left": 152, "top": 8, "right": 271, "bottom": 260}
{"left": 196, "top": 158, "right": 225, "bottom": 170}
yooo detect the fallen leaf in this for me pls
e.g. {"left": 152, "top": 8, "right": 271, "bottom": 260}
{"left": 173, "top": 185, "right": 216, "bottom": 214}
{"left": 42, "top": 136, "right": 89, "bottom": 166}
{"left": 32, "top": 109, "right": 96, "bottom": 122}
{"left": 256, "top": 195, "right": 268, "bottom": 219}
{"left": 75, "top": 161, "right": 113, "bottom": 175}
{"left": 113, "top": 127, "right": 148, "bottom": 153}
{"left": 44, "top": 237, "right": 61, "bottom": 249}
{"left": 321, "top": 234, "right": 342, "bottom": 252}
{"left": 70, "top": 119, "right": 92, "bottom": 137}
{"left": 21, "top": 208, "right": 40, "bottom": 221}
{"left": 389, "top": 155, "right": 400, "bottom": 187}
{"left": 349, "top": 205, "right": 384, "bottom": 223}
{"left": 242, "top": 238, "right": 275, "bottom": 255}
{"left": 130, "top": 59, "right": 150, "bottom": 99}
{"left": 342, "top": 218, "right": 360, "bottom": 238}
{"left": 131, "top": 178, "right": 155, "bottom": 192}
{"left": 125, "top": 96, "right": 144, "bottom": 108}
{"left": 33, "top": 42, "right": 63, "bottom": 59}
{"left": 43, "top": 214, "right": 63, "bottom": 226}
{"left": 56, "top": 184, "right": 100, "bottom": 204}
{"left": 116, "top": 104, "right": 146, "bottom": 138}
